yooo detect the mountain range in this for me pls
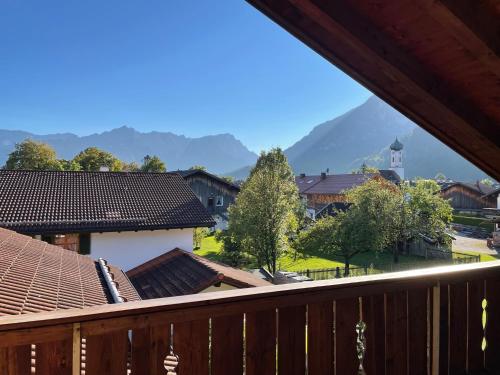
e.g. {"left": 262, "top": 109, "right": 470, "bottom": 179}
{"left": 230, "top": 97, "right": 490, "bottom": 181}
{"left": 0, "top": 127, "right": 257, "bottom": 174}
{"left": 0, "top": 96, "right": 490, "bottom": 180}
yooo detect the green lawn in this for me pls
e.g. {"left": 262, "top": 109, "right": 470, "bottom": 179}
{"left": 195, "top": 236, "right": 493, "bottom": 273}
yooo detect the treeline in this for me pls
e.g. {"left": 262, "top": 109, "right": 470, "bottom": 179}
{"left": 3, "top": 139, "right": 166, "bottom": 172}
{"left": 218, "top": 148, "right": 453, "bottom": 275}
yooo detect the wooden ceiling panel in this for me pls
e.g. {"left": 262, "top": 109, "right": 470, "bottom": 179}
{"left": 247, "top": 0, "right": 500, "bottom": 180}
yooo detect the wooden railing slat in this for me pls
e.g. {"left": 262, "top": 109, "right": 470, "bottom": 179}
{"left": 335, "top": 298, "right": 359, "bottom": 375}
{"left": 438, "top": 285, "right": 449, "bottom": 375}
{"left": 362, "top": 294, "right": 385, "bottom": 375}
{"left": 386, "top": 291, "right": 408, "bottom": 375}
{"left": 0, "top": 345, "right": 31, "bottom": 375}
{"left": 408, "top": 288, "right": 429, "bottom": 375}
{"left": 277, "top": 305, "right": 306, "bottom": 375}
{"left": 449, "top": 282, "right": 467, "bottom": 373}
{"left": 131, "top": 323, "right": 170, "bottom": 375}
{"left": 212, "top": 314, "right": 243, "bottom": 375}
{"left": 468, "top": 280, "right": 485, "bottom": 372}
{"left": 173, "top": 319, "right": 209, "bottom": 375}
{"left": 246, "top": 309, "right": 276, "bottom": 375}
{"left": 36, "top": 338, "right": 73, "bottom": 375}
{"left": 485, "top": 277, "right": 500, "bottom": 372}
{"left": 307, "top": 301, "right": 333, "bottom": 375}
{"left": 85, "top": 330, "right": 128, "bottom": 375}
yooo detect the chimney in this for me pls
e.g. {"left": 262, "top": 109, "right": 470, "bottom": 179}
{"left": 321, "top": 172, "right": 327, "bottom": 180}
{"left": 300, "top": 173, "right": 306, "bottom": 178}
{"left": 99, "top": 166, "right": 110, "bottom": 172}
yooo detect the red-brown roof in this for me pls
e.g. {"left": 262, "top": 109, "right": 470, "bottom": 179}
{"left": 296, "top": 173, "right": 377, "bottom": 195}
{"left": 127, "top": 248, "right": 271, "bottom": 299}
{"left": 0, "top": 227, "right": 140, "bottom": 316}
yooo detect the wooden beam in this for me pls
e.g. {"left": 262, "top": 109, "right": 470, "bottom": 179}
{"left": 438, "top": 0, "right": 500, "bottom": 57}
{"left": 246, "top": 0, "right": 500, "bottom": 180}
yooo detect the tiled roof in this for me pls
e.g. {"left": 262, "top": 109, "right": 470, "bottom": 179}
{"left": 295, "top": 175, "right": 324, "bottom": 194}
{"left": 296, "top": 173, "right": 378, "bottom": 195}
{"left": 127, "top": 248, "right": 271, "bottom": 299}
{"left": 0, "top": 170, "right": 215, "bottom": 234}
{"left": 0, "top": 227, "right": 140, "bottom": 316}
{"left": 378, "top": 169, "right": 402, "bottom": 183}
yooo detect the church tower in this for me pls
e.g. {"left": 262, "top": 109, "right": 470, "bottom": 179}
{"left": 389, "top": 138, "right": 404, "bottom": 180}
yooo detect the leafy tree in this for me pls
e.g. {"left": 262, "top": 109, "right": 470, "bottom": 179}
{"left": 220, "top": 175, "right": 235, "bottom": 184}
{"left": 122, "top": 161, "right": 141, "bottom": 172}
{"left": 73, "top": 147, "right": 122, "bottom": 171}
{"left": 227, "top": 148, "right": 300, "bottom": 274}
{"left": 353, "top": 163, "right": 379, "bottom": 174}
{"left": 193, "top": 227, "right": 209, "bottom": 249}
{"left": 140, "top": 155, "right": 166, "bottom": 172}
{"left": 189, "top": 165, "right": 206, "bottom": 171}
{"left": 216, "top": 229, "right": 245, "bottom": 267}
{"left": 435, "top": 172, "right": 446, "bottom": 181}
{"left": 406, "top": 179, "right": 453, "bottom": 244}
{"left": 296, "top": 210, "right": 378, "bottom": 275}
{"left": 481, "top": 178, "right": 494, "bottom": 187}
{"left": 5, "top": 139, "right": 63, "bottom": 170}
{"left": 60, "top": 159, "right": 82, "bottom": 171}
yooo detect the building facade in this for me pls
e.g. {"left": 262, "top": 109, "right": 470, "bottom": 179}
{"left": 177, "top": 169, "right": 240, "bottom": 230}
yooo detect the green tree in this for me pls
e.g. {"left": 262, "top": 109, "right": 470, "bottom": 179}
{"left": 5, "top": 139, "right": 63, "bottom": 170}
{"left": 73, "top": 147, "right": 122, "bottom": 171}
{"left": 296, "top": 209, "right": 379, "bottom": 275}
{"left": 193, "top": 227, "right": 209, "bottom": 249}
{"left": 406, "top": 179, "right": 453, "bottom": 244}
{"left": 189, "top": 165, "right": 206, "bottom": 171}
{"left": 434, "top": 172, "right": 446, "bottom": 181}
{"left": 227, "top": 148, "right": 300, "bottom": 274}
{"left": 59, "top": 159, "right": 82, "bottom": 171}
{"left": 353, "top": 163, "right": 379, "bottom": 174}
{"left": 140, "top": 155, "right": 166, "bottom": 172}
{"left": 481, "top": 178, "right": 494, "bottom": 187}
{"left": 216, "top": 229, "right": 245, "bottom": 267}
{"left": 220, "top": 175, "right": 235, "bottom": 184}
{"left": 122, "top": 161, "right": 141, "bottom": 172}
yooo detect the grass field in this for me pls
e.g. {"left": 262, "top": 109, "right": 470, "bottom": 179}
{"left": 194, "top": 235, "right": 494, "bottom": 273}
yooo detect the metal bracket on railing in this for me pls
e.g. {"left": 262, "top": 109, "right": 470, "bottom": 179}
{"left": 356, "top": 320, "right": 367, "bottom": 375}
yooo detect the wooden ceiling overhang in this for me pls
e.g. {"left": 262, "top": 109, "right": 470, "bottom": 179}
{"left": 247, "top": 0, "right": 500, "bottom": 180}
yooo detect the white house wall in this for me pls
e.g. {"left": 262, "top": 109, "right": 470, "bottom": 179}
{"left": 90, "top": 228, "right": 194, "bottom": 270}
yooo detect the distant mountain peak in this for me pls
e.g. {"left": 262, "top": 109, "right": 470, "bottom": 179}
{"left": 0, "top": 127, "right": 258, "bottom": 174}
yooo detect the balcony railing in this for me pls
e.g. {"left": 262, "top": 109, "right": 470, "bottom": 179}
{"left": 1, "top": 261, "right": 500, "bottom": 374}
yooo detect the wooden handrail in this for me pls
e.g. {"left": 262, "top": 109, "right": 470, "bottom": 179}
{"left": 0, "top": 261, "right": 499, "bottom": 334}
{"left": 1, "top": 260, "right": 499, "bottom": 374}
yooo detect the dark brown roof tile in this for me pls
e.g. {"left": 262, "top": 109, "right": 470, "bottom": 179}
{"left": 0, "top": 170, "right": 215, "bottom": 234}
{"left": 127, "top": 248, "right": 270, "bottom": 299}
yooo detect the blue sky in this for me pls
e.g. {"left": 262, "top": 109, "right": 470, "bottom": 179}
{"left": 0, "top": 0, "right": 371, "bottom": 152}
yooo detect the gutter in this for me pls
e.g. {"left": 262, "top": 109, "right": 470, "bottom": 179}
{"left": 98, "top": 258, "right": 125, "bottom": 304}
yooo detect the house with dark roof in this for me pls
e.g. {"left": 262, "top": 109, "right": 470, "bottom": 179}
{"left": 127, "top": 248, "right": 271, "bottom": 299}
{"left": 0, "top": 227, "right": 140, "bottom": 316}
{"left": 296, "top": 171, "right": 399, "bottom": 216}
{"left": 440, "top": 181, "right": 497, "bottom": 210}
{"left": 0, "top": 170, "right": 215, "bottom": 270}
{"left": 177, "top": 169, "right": 240, "bottom": 230}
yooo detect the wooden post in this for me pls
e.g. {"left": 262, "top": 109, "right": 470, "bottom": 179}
{"left": 72, "top": 323, "right": 81, "bottom": 375}
{"left": 432, "top": 284, "right": 440, "bottom": 375}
